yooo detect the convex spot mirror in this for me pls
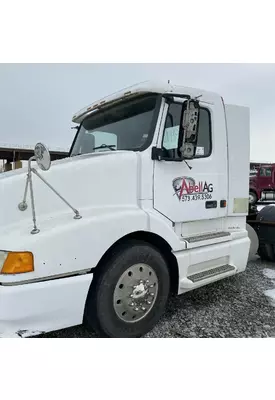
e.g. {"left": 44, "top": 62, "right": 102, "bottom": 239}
{"left": 179, "top": 99, "right": 200, "bottom": 159}
{"left": 34, "top": 142, "right": 51, "bottom": 171}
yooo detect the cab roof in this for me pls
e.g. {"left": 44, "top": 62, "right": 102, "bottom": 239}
{"left": 72, "top": 80, "right": 220, "bottom": 124}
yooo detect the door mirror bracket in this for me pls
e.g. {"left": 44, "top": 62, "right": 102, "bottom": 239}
{"left": 151, "top": 96, "right": 201, "bottom": 163}
{"left": 178, "top": 97, "right": 201, "bottom": 160}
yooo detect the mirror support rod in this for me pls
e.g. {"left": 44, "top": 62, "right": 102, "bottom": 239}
{"left": 19, "top": 156, "right": 35, "bottom": 210}
{"left": 18, "top": 152, "right": 82, "bottom": 234}
{"left": 18, "top": 156, "right": 40, "bottom": 234}
{"left": 31, "top": 168, "right": 82, "bottom": 220}
{"left": 29, "top": 165, "right": 40, "bottom": 235}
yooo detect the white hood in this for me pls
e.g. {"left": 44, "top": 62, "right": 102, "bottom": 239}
{"left": 0, "top": 151, "right": 139, "bottom": 242}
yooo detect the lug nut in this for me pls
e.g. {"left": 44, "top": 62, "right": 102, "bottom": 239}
{"left": 130, "top": 294, "right": 134, "bottom": 298}
{"left": 146, "top": 280, "right": 149, "bottom": 283}
{"left": 134, "top": 307, "right": 139, "bottom": 311}
{"left": 141, "top": 307, "right": 146, "bottom": 311}
{"left": 147, "top": 301, "right": 152, "bottom": 305}
{"left": 150, "top": 292, "right": 155, "bottom": 297}
{"left": 130, "top": 302, "right": 135, "bottom": 307}
{"left": 149, "top": 284, "right": 154, "bottom": 288}
{"left": 140, "top": 280, "right": 144, "bottom": 283}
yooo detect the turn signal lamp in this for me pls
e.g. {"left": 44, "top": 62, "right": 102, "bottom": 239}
{"left": 0, "top": 251, "right": 34, "bottom": 274}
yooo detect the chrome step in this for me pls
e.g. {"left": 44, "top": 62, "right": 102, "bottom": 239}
{"left": 184, "top": 231, "right": 230, "bottom": 243}
{"left": 188, "top": 264, "right": 236, "bottom": 283}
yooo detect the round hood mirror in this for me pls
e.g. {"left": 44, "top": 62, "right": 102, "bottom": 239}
{"left": 34, "top": 142, "right": 51, "bottom": 171}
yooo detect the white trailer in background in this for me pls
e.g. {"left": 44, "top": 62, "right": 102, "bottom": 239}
{"left": 0, "top": 81, "right": 253, "bottom": 338}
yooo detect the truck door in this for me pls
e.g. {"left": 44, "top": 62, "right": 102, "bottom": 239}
{"left": 153, "top": 97, "right": 228, "bottom": 235}
{"left": 258, "top": 167, "right": 273, "bottom": 191}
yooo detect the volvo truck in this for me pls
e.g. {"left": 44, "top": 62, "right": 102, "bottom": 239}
{"left": 0, "top": 81, "right": 254, "bottom": 338}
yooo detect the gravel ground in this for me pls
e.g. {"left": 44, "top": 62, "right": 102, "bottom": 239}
{"left": 39, "top": 257, "right": 275, "bottom": 338}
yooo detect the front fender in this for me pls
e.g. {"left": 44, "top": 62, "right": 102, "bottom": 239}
{"left": 0, "top": 206, "right": 149, "bottom": 284}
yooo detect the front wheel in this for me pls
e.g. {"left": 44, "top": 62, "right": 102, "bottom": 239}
{"left": 84, "top": 240, "right": 170, "bottom": 338}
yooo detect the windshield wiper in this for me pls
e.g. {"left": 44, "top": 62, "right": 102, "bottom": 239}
{"left": 93, "top": 144, "right": 116, "bottom": 151}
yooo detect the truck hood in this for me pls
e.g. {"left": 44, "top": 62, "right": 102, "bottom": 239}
{"left": 0, "top": 151, "right": 140, "bottom": 242}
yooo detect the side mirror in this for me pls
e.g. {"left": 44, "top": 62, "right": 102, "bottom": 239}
{"left": 178, "top": 99, "right": 200, "bottom": 159}
{"left": 34, "top": 142, "right": 51, "bottom": 171}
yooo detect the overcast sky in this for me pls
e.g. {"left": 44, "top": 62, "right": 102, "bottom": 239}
{"left": 0, "top": 63, "right": 274, "bottom": 161}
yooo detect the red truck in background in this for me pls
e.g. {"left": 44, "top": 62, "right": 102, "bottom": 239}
{"left": 249, "top": 163, "right": 275, "bottom": 204}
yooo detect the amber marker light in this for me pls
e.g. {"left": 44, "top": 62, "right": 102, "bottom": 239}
{"left": 1, "top": 251, "right": 34, "bottom": 274}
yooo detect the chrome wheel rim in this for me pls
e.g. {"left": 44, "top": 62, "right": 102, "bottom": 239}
{"left": 249, "top": 193, "right": 254, "bottom": 203}
{"left": 113, "top": 263, "right": 158, "bottom": 323}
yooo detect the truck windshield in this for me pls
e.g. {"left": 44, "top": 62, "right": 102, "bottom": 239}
{"left": 70, "top": 94, "right": 159, "bottom": 156}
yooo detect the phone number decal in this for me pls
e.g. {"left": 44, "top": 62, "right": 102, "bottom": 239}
{"left": 181, "top": 193, "right": 212, "bottom": 202}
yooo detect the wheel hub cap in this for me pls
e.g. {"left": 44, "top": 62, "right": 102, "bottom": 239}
{"left": 113, "top": 263, "right": 158, "bottom": 323}
{"left": 132, "top": 282, "right": 148, "bottom": 299}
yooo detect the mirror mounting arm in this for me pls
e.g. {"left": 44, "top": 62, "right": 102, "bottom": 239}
{"left": 31, "top": 167, "right": 82, "bottom": 219}
{"left": 18, "top": 142, "right": 82, "bottom": 235}
{"left": 18, "top": 156, "right": 40, "bottom": 234}
{"left": 178, "top": 97, "right": 201, "bottom": 161}
{"left": 18, "top": 156, "right": 36, "bottom": 212}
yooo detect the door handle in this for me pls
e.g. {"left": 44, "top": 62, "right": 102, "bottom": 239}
{"left": 205, "top": 200, "right": 217, "bottom": 209}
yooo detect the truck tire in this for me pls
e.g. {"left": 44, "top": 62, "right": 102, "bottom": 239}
{"left": 84, "top": 240, "right": 170, "bottom": 338}
{"left": 258, "top": 243, "right": 275, "bottom": 262}
{"left": 256, "top": 205, "right": 275, "bottom": 262}
{"left": 249, "top": 191, "right": 258, "bottom": 205}
{"left": 246, "top": 223, "right": 259, "bottom": 261}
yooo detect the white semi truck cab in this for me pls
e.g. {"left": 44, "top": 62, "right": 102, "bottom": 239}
{"left": 0, "top": 81, "right": 251, "bottom": 338}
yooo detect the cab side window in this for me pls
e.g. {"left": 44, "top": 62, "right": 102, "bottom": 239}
{"left": 266, "top": 168, "right": 272, "bottom": 177}
{"left": 162, "top": 103, "right": 212, "bottom": 160}
{"left": 260, "top": 167, "right": 272, "bottom": 177}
